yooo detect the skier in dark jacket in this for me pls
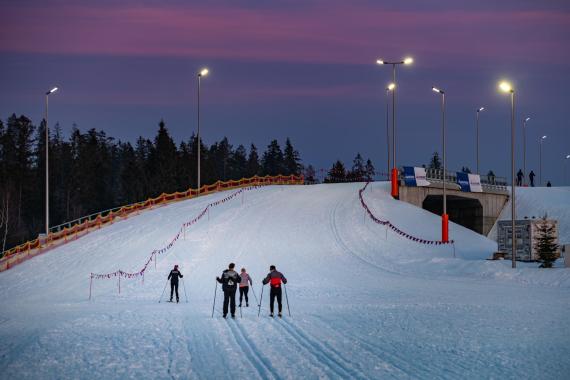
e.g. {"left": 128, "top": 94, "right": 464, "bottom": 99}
{"left": 167, "top": 264, "right": 183, "bottom": 303}
{"left": 262, "top": 265, "right": 287, "bottom": 318}
{"left": 216, "top": 263, "right": 241, "bottom": 318}
{"left": 529, "top": 170, "right": 536, "bottom": 187}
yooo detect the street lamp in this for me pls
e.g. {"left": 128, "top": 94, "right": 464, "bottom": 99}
{"left": 376, "top": 57, "right": 413, "bottom": 198}
{"left": 197, "top": 68, "right": 208, "bottom": 192}
{"left": 44, "top": 86, "right": 58, "bottom": 240}
{"left": 499, "top": 80, "right": 517, "bottom": 269}
{"left": 565, "top": 154, "right": 570, "bottom": 185}
{"left": 385, "top": 83, "right": 395, "bottom": 175}
{"left": 476, "top": 107, "right": 485, "bottom": 174}
{"left": 523, "top": 117, "right": 530, "bottom": 185}
{"left": 432, "top": 86, "right": 448, "bottom": 243}
{"left": 539, "top": 135, "right": 547, "bottom": 186}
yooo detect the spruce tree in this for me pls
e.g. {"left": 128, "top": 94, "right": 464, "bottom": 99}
{"left": 534, "top": 216, "right": 559, "bottom": 268}
{"left": 261, "top": 140, "right": 284, "bottom": 176}
{"left": 349, "top": 153, "right": 365, "bottom": 181}
{"left": 247, "top": 144, "right": 260, "bottom": 177}
{"left": 429, "top": 152, "right": 442, "bottom": 170}
{"left": 365, "top": 159, "right": 375, "bottom": 181}
{"left": 283, "top": 138, "right": 302, "bottom": 175}
{"left": 326, "top": 160, "right": 346, "bottom": 183}
{"left": 304, "top": 164, "right": 317, "bottom": 184}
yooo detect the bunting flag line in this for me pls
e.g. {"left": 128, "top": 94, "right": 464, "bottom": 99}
{"left": 359, "top": 182, "right": 454, "bottom": 246}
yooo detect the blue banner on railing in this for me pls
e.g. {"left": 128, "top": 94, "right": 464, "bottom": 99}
{"left": 456, "top": 172, "right": 483, "bottom": 192}
{"left": 404, "top": 166, "right": 430, "bottom": 187}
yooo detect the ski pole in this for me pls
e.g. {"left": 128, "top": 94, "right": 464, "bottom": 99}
{"left": 251, "top": 284, "right": 260, "bottom": 306}
{"left": 284, "top": 283, "right": 291, "bottom": 317}
{"left": 257, "top": 285, "right": 264, "bottom": 317}
{"left": 158, "top": 279, "right": 168, "bottom": 303}
{"left": 211, "top": 280, "right": 218, "bottom": 318}
{"left": 182, "top": 278, "right": 189, "bottom": 303}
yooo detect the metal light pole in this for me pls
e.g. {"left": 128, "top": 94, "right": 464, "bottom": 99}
{"left": 499, "top": 81, "right": 516, "bottom": 268}
{"left": 565, "top": 155, "right": 570, "bottom": 185}
{"left": 523, "top": 117, "right": 530, "bottom": 185}
{"left": 476, "top": 107, "right": 485, "bottom": 174}
{"left": 376, "top": 57, "right": 413, "bottom": 198}
{"left": 432, "top": 87, "right": 448, "bottom": 242}
{"left": 44, "top": 86, "right": 58, "bottom": 239}
{"left": 385, "top": 83, "right": 395, "bottom": 175}
{"left": 539, "top": 135, "right": 547, "bottom": 186}
{"left": 196, "top": 68, "right": 208, "bottom": 192}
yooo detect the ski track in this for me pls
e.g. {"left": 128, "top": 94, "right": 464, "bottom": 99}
{"left": 274, "top": 317, "right": 368, "bottom": 379}
{"left": 227, "top": 320, "right": 281, "bottom": 380}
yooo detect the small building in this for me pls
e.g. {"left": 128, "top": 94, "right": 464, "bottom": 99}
{"left": 497, "top": 218, "right": 559, "bottom": 261}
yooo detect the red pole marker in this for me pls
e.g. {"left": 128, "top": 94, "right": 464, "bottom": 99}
{"left": 391, "top": 168, "right": 399, "bottom": 198}
{"left": 442, "top": 213, "right": 449, "bottom": 243}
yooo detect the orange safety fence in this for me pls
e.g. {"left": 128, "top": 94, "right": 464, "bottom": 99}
{"left": 0, "top": 174, "right": 304, "bottom": 272}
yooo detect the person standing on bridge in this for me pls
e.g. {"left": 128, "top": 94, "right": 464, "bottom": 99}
{"left": 216, "top": 263, "right": 241, "bottom": 318}
{"left": 516, "top": 169, "right": 524, "bottom": 186}
{"left": 262, "top": 265, "right": 287, "bottom": 318}
{"left": 529, "top": 170, "right": 536, "bottom": 187}
{"left": 168, "top": 264, "right": 183, "bottom": 303}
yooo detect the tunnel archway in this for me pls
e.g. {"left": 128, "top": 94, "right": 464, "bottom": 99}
{"left": 422, "top": 195, "right": 484, "bottom": 234}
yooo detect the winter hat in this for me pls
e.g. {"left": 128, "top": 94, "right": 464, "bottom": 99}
{"left": 174, "top": 264, "right": 178, "bottom": 269}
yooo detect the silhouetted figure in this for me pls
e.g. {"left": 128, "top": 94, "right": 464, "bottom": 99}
{"left": 516, "top": 169, "right": 524, "bottom": 186}
{"left": 547, "top": 181, "right": 552, "bottom": 187}
{"left": 529, "top": 170, "right": 536, "bottom": 187}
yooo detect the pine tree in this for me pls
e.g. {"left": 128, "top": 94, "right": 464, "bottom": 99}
{"left": 283, "top": 138, "right": 302, "bottom": 175}
{"left": 246, "top": 144, "right": 260, "bottom": 177}
{"left": 349, "top": 153, "right": 365, "bottom": 181}
{"left": 326, "top": 160, "right": 346, "bottom": 183}
{"left": 534, "top": 216, "right": 559, "bottom": 268}
{"left": 429, "top": 152, "right": 441, "bottom": 170}
{"left": 261, "top": 140, "right": 284, "bottom": 176}
{"left": 230, "top": 144, "right": 248, "bottom": 180}
{"left": 148, "top": 120, "right": 178, "bottom": 195}
{"left": 365, "top": 159, "right": 375, "bottom": 181}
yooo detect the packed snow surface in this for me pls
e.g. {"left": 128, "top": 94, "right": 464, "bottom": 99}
{"left": 0, "top": 182, "right": 569, "bottom": 379}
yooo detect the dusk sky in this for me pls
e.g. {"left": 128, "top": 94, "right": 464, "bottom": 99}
{"left": 1, "top": 0, "right": 569, "bottom": 183}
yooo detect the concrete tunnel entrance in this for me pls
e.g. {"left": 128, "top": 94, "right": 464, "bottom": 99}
{"left": 422, "top": 195, "right": 484, "bottom": 234}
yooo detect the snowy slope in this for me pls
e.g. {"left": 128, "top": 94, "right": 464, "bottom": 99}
{"left": 0, "top": 182, "right": 569, "bottom": 379}
{"left": 488, "top": 186, "right": 570, "bottom": 244}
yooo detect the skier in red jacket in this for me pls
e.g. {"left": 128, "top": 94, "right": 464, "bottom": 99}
{"left": 262, "top": 265, "right": 287, "bottom": 317}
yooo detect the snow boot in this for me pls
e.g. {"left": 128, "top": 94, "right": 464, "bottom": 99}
{"left": 231, "top": 314, "right": 236, "bottom": 319}
{"left": 269, "top": 312, "right": 274, "bottom": 318}
{"left": 278, "top": 312, "right": 282, "bottom": 318}
{"left": 176, "top": 299, "right": 179, "bottom": 303}
{"left": 246, "top": 303, "right": 249, "bottom": 307}
{"left": 223, "top": 314, "right": 227, "bottom": 319}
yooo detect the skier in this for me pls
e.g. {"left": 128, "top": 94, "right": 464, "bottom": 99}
{"left": 516, "top": 169, "right": 524, "bottom": 186}
{"left": 262, "top": 265, "right": 287, "bottom": 318}
{"left": 167, "top": 264, "right": 183, "bottom": 303}
{"left": 547, "top": 181, "right": 552, "bottom": 187}
{"left": 216, "top": 263, "right": 241, "bottom": 318}
{"left": 239, "top": 267, "right": 253, "bottom": 307}
{"left": 529, "top": 170, "right": 536, "bottom": 187}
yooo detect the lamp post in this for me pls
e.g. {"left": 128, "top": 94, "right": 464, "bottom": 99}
{"left": 432, "top": 87, "right": 448, "bottom": 243}
{"left": 385, "top": 83, "right": 395, "bottom": 175}
{"left": 376, "top": 57, "right": 413, "bottom": 198}
{"left": 44, "top": 86, "right": 58, "bottom": 239}
{"left": 523, "top": 117, "right": 530, "bottom": 185}
{"left": 565, "top": 155, "right": 570, "bottom": 185}
{"left": 197, "top": 68, "right": 208, "bottom": 192}
{"left": 539, "top": 135, "right": 547, "bottom": 186}
{"left": 499, "top": 81, "right": 516, "bottom": 269}
{"left": 476, "top": 107, "right": 485, "bottom": 174}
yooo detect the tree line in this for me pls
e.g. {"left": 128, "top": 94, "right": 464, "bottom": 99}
{"left": 0, "top": 115, "right": 302, "bottom": 251}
